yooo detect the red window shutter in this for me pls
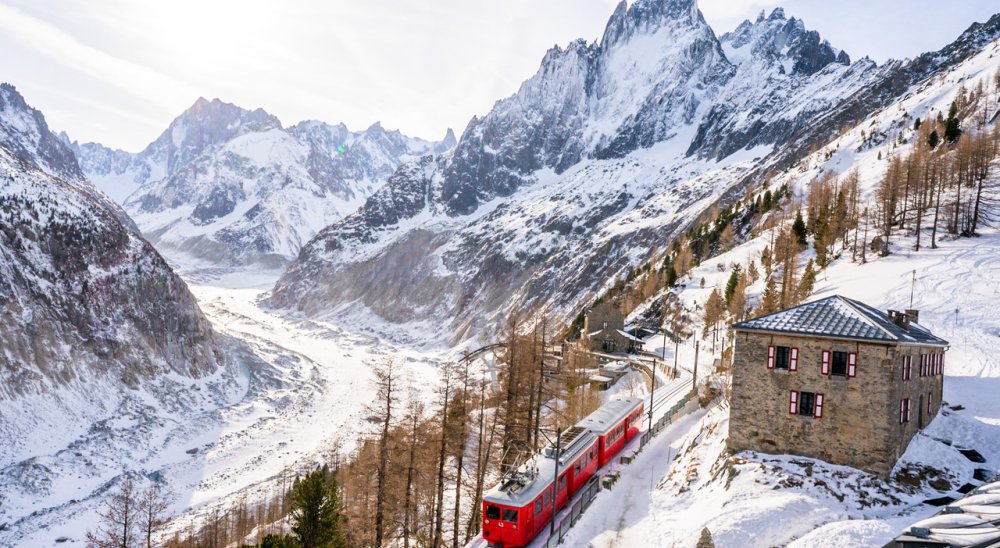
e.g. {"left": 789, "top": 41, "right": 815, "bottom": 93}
{"left": 905, "top": 356, "right": 912, "bottom": 380}
{"left": 848, "top": 352, "right": 857, "bottom": 377}
{"left": 790, "top": 348, "right": 799, "bottom": 371}
{"left": 941, "top": 353, "right": 945, "bottom": 375}
{"left": 789, "top": 390, "right": 799, "bottom": 415}
{"left": 814, "top": 393, "right": 824, "bottom": 418}
{"left": 899, "top": 399, "right": 905, "bottom": 424}
{"left": 907, "top": 398, "right": 912, "bottom": 422}
{"left": 821, "top": 350, "right": 830, "bottom": 375}
{"left": 767, "top": 345, "right": 775, "bottom": 369}
{"left": 928, "top": 391, "right": 933, "bottom": 413}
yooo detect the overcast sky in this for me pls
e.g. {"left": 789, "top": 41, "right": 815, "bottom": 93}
{"left": 1, "top": 0, "right": 996, "bottom": 151}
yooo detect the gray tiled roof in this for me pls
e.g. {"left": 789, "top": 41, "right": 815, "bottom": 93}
{"left": 732, "top": 295, "right": 949, "bottom": 346}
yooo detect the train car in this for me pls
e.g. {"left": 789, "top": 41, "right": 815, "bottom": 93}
{"left": 576, "top": 397, "right": 644, "bottom": 467}
{"left": 482, "top": 427, "right": 598, "bottom": 547}
{"left": 480, "top": 397, "right": 645, "bottom": 547}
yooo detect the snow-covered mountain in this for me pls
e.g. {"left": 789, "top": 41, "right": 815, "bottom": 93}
{"left": 270, "top": 0, "right": 998, "bottom": 344}
{"left": 0, "top": 83, "right": 251, "bottom": 503}
{"left": 66, "top": 98, "right": 455, "bottom": 266}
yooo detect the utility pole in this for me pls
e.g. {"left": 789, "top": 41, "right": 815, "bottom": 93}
{"left": 648, "top": 358, "right": 656, "bottom": 433}
{"left": 693, "top": 340, "right": 700, "bottom": 390}
{"left": 909, "top": 269, "right": 917, "bottom": 309}
{"left": 549, "top": 426, "right": 563, "bottom": 540}
{"left": 673, "top": 338, "right": 679, "bottom": 379}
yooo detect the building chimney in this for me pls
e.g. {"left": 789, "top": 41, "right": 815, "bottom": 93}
{"left": 888, "top": 310, "right": 910, "bottom": 331}
{"left": 905, "top": 309, "right": 920, "bottom": 324}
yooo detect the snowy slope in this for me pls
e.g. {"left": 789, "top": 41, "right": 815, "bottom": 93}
{"left": 553, "top": 30, "right": 1000, "bottom": 547}
{"left": 0, "top": 86, "right": 260, "bottom": 543}
{"left": 270, "top": 2, "right": 998, "bottom": 347}
{"left": 67, "top": 98, "right": 454, "bottom": 266}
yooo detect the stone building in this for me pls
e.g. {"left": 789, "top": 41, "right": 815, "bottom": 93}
{"left": 728, "top": 295, "right": 949, "bottom": 478}
{"left": 581, "top": 302, "right": 644, "bottom": 353}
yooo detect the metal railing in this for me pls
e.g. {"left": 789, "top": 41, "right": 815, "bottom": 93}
{"left": 639, "top": 389, "right": 697, "bottom": 451}
{"left": 544, "top": 476, "right": 601, "bottom": 548}
{"left": 541, "top": 389, "right": 699, "bottom": 546}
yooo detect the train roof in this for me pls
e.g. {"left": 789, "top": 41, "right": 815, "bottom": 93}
{"left": 576, "top": 397, "right": 643, "bottom": 436}
{"left": 483, "top": 427, "right": 597, "bottom": 507}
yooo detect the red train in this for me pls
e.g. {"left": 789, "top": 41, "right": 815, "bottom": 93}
{"left": 481, "top": 397, "right": 645, "bottom": 547}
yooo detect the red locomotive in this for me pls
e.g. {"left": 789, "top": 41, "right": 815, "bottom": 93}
{"left": 481, "top": 398, "right": 645, "bottom": 547}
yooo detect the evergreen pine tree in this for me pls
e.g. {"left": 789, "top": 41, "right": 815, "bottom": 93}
{"left": 290, "top": 469, "right": 346, "bottom": 548}
{"left": 665, "top": 262, "right": 678, "bottom": 288}
{"left": 792, "top": 210, "right": 807, "bottom": 246}
{"left": 944, "top": 101, "right": 961, "bottom": 142}
{"left": 928, "top": 130, "right": 940, "bottom": 149}
{"left": 724, "top": 266, "right": 741, "bottom": 305}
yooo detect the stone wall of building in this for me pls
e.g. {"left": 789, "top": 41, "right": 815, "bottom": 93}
{"left": 730, "top": 330, "right": 913, "bottom": 478}
{"left": 887, "top": 345, "right": 945, "bottom": 466}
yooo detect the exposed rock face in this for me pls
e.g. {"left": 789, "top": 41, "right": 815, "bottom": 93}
{"left": 271, "top": 2, "right": 1000, "bottom": 344}
{"left": 67, "top": 99, "right": 453, "bottom": 265}
{"left": 0, "top": 85, "right": 223, "bottom": 400}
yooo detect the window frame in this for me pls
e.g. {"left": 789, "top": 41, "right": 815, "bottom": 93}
{"left": 798, "top": 391, "right": 816, "bottom": 417}
{"left": 830, "top": 351, "right": 849, "bottom": 376}
{"left": 774, "top": 346, "right": 791, "bottom": 370}
{"left": 486, "top": 505, "right": 501, "bottom": 520}
{"left": 502, "top": 508, "right": 519, "bottom": 523}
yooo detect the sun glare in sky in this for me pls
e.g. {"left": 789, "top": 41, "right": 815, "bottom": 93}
{"left": 0, "top": 0, "right": 996, "bottom": 150}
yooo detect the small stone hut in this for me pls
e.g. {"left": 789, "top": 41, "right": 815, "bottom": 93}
{"left": 582, "top": 302, "right": 640, "bottom": 354}
{"left": 729, "top": 295, "right": 949, "bottom": 478}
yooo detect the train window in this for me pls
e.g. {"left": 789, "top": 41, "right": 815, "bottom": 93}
{"left": 502, "top": 508, "right": 519, "bottom": 523}
{"left": 486, "top": 505, "right": 501, "bottom": 520}
{"left": 534, "top": 498, "right": 543, "bottom": 516}
{"left": 574, "top": 460, "right": 581, "bottom": 474}
{"left": 559, "top": 474, "right": 567, "bottom": 491}
{"left": 544, "top": 488, "right": 550, "bottom": 506}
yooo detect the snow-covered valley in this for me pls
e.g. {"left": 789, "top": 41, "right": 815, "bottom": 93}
{"left": 0, "top": 259, "right": 450, "bottom": 545}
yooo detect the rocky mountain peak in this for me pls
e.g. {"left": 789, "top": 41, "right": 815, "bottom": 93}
{"left": 0, "top": 83, "right": 85, "bottom": 183}
{"left": 720, "top": 7, "right": 849, "bottom": 75}
{"left": 600, "top": 0, "right": 702, "bottom": 50}
{"left": 438, "top": 128, "right": 457, "bottom": 152}
{"left": 147, "top": 97, "right": 282, "bottom": 176}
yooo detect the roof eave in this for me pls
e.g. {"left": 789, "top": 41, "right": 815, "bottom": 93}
{"left": 732, "top": 326, "right": 948, "bottom": 347}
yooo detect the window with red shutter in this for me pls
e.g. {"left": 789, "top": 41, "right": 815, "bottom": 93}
{"left": 899, "top": 399, "right": 904, "bottom": 423}
{"left": 767, "top": 345, "right": 775, "bottom": 369}
{"left": 927, "top": 391, "right": 933, "bottom": 414}
{"left": 821, "top": 350, "right": 830, "bottom": 375}
{"left": 790, "top": 348, "right": 799, "bottom": 371}
{"left": 789, "top": 390, "right": 798, "bottom": 415}
{"left": 847, "top": 352, "right": 857, "bottom": 377}
{"left": 814, "top": 393, "right": 824, "bottom": 418}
